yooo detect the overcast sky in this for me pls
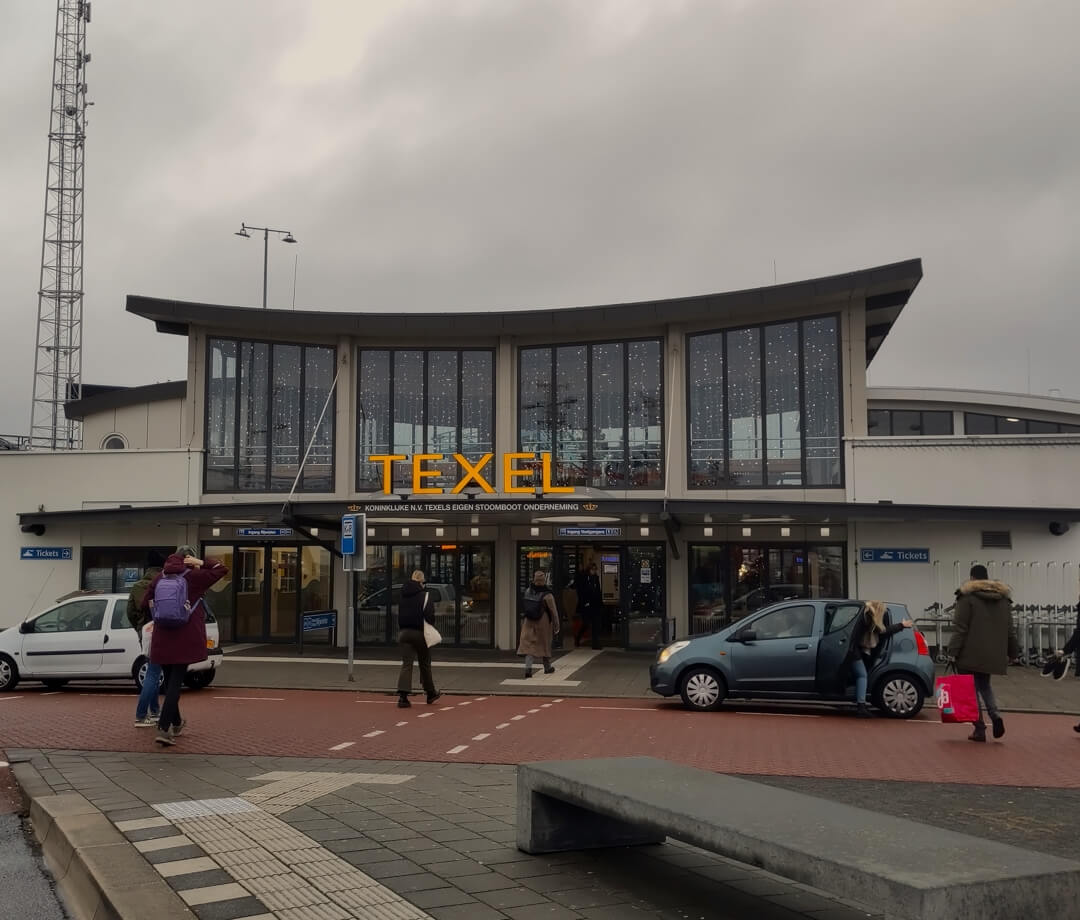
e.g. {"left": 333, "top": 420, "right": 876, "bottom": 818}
{"left": 2, "top": 0, "right": 1079, "bottom": 436}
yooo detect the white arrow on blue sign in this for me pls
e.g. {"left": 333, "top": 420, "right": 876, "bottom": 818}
{"left": 21, "top": 547, "right": 73, "bottom": 561}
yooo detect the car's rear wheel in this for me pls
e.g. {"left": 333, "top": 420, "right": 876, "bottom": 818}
{"left": 0, "top": 654, "right": 19, "bottom": 692}
{"left": 873, "top": 673, "right": 925, "bottom": 718}
{"left": 679, "top": 667, "right": 727, "bottom": 712}
{"left": 184, "top": 671, "right": 215, "bottom": 690}
{"left": 43, "top": 679, "right": 68, "bottom": 691}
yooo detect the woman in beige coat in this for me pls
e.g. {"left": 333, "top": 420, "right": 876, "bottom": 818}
{"left": 518, "top": 569, "right": 560, "bottom": 677}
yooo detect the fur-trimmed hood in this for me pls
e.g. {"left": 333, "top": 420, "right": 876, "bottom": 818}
{"left": 960, "top": 579, "right": 1012, "bottom": 600}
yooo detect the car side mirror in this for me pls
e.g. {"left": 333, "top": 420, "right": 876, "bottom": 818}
{"left": 19, "top": 620, "right": 33, "bottom": 634}
{"left": 732, "top": 628, "right": 756, "bottom": 642}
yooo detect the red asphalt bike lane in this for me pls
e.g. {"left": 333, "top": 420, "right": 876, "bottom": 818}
{"left": 2, "top": 688, "right": 1078, "bottom": 788}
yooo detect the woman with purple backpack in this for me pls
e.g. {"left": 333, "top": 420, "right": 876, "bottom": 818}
{"left": 140, "top": 545, "right": 228, "bottom": 746}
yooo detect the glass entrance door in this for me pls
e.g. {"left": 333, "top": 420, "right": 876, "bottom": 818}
{"left": 627, "top": 544, "right": 666, "bottom": 648}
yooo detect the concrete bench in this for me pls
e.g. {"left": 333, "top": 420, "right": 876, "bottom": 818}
{"left": 517, "top": 756, "right": 1080, "bottom": 920}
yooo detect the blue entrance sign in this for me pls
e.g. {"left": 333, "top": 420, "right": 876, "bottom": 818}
{"left": 860, "top": 548, "right": 930, "bottom": 563}
{"left": 557, "top": 527, "right": 623, "bottom": 538}
{"left": 303, "top": 610, "right": 337, "bottom": 632}
{"left": 237, "top": 527, "right": 293, "bottom": 537}
{"left": 20, "top": 547, "right": 73, "bottom": 560}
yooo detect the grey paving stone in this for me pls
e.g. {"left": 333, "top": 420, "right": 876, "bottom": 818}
{"left": 192, "top": 897, "right": 273, "bottom": 920}
{"left": 381, "top": 872, "right": 455, "bottom": 894}
{"left": 387, "top": 837, "right": 449, "bottom": 854}
{"left": 339, "top": 848, "right": 411, "bottom": 867}
{"left": 453, "top": 872, "right": 521, "bottom": 894}
{"left": 366, "top": 826, "right": 419, "bottom": 842}
{"left": 105, "top": 806, "right": 161, "bottom": 822}
{"left": 422, "top": 859, "right": 496, "bottom": 878}
{"left": 767, "top": 891, "right": 848, "bottom": 913}
{"left": 547, "top": 889, "right": 632, "bottom": 910}
{"left": 474, "top": 887, "right": 549, "bottom": 910}
{"left": 726, "top": 877, "right": 802, "bottom": 898}
{"left": 325, "top": 836, "right": 385, "bottom": 855}
{"left": 687, "top": 863, "right": 759, "bottom": 883}
{"left": 804, "top": 908, "right": 882, "bottom": 920}
{"left": 425, "top": 828, "right": 485, "bottom": 843}
{"left": 426, "top": 904, "right": 507, "bottom": 920}
{"left": 361, "top": 859, "right": 427, "bottom": 880}
{"left": 406, "top": 887, "right": 479, "bottom": 909}
{"left": 167, "top": 868, "right": 237, "bottom": 891}
{"left": 505, "top": 904, "right": 590, "bottom": 920}
{"left": 399, "top": 846, "right": 461, "bottom": 867}
{"left": 143, "top": 844, "right": 208, "bottom": 865}
{"left": 305, "top": 826, "right": 369, "bottom": 842}
{"left": 124, "top": 825, "right": 185, "bottom": 843}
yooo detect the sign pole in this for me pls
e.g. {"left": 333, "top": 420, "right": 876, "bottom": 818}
{"left": 347, "top": 570, "right": 355, "bottom": 682}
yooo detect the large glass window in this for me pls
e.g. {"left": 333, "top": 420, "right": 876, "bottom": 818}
{"left": 964, "top": 412, "right": 1079, "bottom": 435}
{"left": 356, "top": 349, "right": 494, "bottom": 492}
{"left": 519, "top": 338, "right": 664, "bottom": 490}
{"left": 688, "top": 316, "right": 841, "bottom": 488}
{"left": 867, "top": 409, "right": 954, "bottom": 436}
{"left": 206, "top": 338, "right": 336, "bottom": 493}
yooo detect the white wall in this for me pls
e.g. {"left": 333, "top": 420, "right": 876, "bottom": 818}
{"left": 0, "top": 449, "right": 200, "bottom": 628}
{"left": 81, "top": 399, "right": 185, "bottom": 450}
{"left": 850, "top": 437, "right": 1080, "bottom": 509}
{"left": 849, "top": 520, "right": 1080, "bottom": 619}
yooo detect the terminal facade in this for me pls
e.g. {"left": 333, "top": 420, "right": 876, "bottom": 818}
{"left": 4, "top": 258, "right": 1080, "bottom": 649}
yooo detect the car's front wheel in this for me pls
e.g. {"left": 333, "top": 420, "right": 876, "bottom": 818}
{"left": 0, "top": 654, "right": 19, "bottom": 692}
{"left": 679, "top": 667, "right": 727, "bottom": 712}
{"left": 873, "top": 673, "right": 925, "bottom": 718}
{"left": 184, "top": 671, "right": 215, "bottom": 690}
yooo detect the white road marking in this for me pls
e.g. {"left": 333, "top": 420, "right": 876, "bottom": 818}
{"left": 458, "top": 701, "right": 472, "bottom": 706}
{"left": 396, "top": 721, "right": 409, "bottom": 726}
{"left": 495, "top": 723, "right": 510, "bottom": 729}
{"left": 362, "top": 730, "right": 384, "bottom": 738}
{"left": 528, "top": 708, "right": 540, "bottom": 713}
{"left": 502, "top": 678, "right": 582, "bottom": 687}
{"left": 472, "top": 733, "right": 491, "bottom": 741}
{"left": 446, "top": 745, "right": 469, "bottom": 755}
{"left": 418, "top": 712, "right": 434, "bottom": 718}
{"left": 0, "top": 697, "right": 22, "bottom": 703}
{"left": 541, "top": 703, "right": 552, "bottom": 708}
{"left": 211, "top": 696, "right": 284, "bottom": 702}
{"left": 0, "top": 761, "right": 9, "bottom": 768}
{"left": 354, "top": 700, "right": 396, "bottom": 704}
{"left": 733, "top": 712, "right": 821, "bottom": 719}
{"left": 553, "top": 698, "right": 565, "bottom": 703}
{"left": 42, "top": 692, "right": 61, "bottom": 696}
{"left": 511, "top": 715, "right": 526, "bottom": 721}
{"left": 474, "top": 697, "right": 487, "bottom": 701}
{"left": 329, "top": 742, "right": 356, "bottom": 751}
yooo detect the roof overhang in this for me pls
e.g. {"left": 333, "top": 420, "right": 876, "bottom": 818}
{"left": 64, "top": 380, "right": 187, "bottom": 421}
{"left": 126, "top": 258, "right": 922, "bottom": 367}
{"left": 17, "top": 493, "right": 1077, "bottom": 531}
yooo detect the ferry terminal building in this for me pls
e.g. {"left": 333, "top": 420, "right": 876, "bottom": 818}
{"left": 6, "top": 258, "right": 1080, "bottom": 650}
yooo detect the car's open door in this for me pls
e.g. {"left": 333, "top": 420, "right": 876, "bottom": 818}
{"left": 814, "top": 602, "right": 864, "bottom": 695}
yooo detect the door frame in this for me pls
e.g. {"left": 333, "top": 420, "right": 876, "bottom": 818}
{"left": 211, "top": 541, "right": 312, "bottom": 644}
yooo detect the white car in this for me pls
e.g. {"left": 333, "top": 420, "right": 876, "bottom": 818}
{"left": 0, "top": 592, "right": 222, "bottom": 693}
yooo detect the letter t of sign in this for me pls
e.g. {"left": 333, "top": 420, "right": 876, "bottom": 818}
{"left": 368, "top": 455, "right": 406, "bottom": 494}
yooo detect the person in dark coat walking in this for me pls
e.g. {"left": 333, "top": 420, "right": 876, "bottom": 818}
{"left": 842, "top": 600, "right": 913, "bottom": 718}
{"left": 396, "top": 570, "right": 441, "bottom": 708}
{"left": 573, "top": 563, "right": 602, "bottom": 649}
{"left": 947, "top": 564, "right": 1020, "bottom": 743}
{"left": 140, "top": 546, "right": 227, "bottom": 746}
{"left": 1045, "top": 590, "right": 1080, "bottom": 732}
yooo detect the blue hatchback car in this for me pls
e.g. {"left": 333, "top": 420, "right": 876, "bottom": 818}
{"left": 649, "top": 599, "right": 935, "bottom": 718}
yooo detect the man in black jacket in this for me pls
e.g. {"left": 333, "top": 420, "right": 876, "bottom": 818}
{"left": 396, "top": 570, "right": 441, "bottom": 708}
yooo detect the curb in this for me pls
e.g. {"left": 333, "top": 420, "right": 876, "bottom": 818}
{"left": 15, "top": 764, "right": 195, "bottom": 920}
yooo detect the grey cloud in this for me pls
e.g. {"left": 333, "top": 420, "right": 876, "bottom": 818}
{"left": 2, "top": 0, "right": 1079, "bottom": 434}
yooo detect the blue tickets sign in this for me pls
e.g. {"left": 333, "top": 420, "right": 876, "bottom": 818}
{"left": 860, "top": 548, "right": 930, "bottom": 563}
{"left": 21, "top": 547, "right": 72, "bottom": 560}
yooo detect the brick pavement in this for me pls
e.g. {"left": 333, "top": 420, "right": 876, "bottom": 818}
{"left": 9, "top": 749, "right": 886, "bottom": 920}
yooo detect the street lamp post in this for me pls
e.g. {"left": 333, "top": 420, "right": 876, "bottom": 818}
{"left": 234, "top": 223, "right": 298, "bottom": 309}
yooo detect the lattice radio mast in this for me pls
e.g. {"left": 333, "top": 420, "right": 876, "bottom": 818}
{"left": 30, "top": 0, "right": 92, "bottom": 450}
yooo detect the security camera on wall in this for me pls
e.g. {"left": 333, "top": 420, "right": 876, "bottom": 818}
{"left": 1049, "top": 521, "right": 1071, "bottom": 536}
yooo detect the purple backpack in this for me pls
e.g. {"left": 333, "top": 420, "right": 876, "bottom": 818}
{"left": 152, "top": 572, "right": 192, "bottom": 628}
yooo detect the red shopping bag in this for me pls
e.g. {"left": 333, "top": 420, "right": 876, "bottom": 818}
{"left": 935, "top": 673, "right": 979, "bottom": 723}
